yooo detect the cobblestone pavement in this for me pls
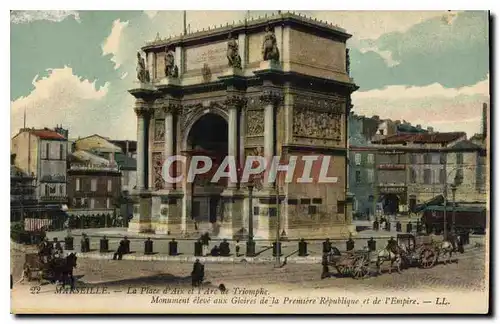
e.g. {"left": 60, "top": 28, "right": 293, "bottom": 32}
{"left": 11, "top": 243, "right": 487, "bottom": 292}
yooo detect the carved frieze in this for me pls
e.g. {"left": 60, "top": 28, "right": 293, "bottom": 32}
{"left": 293, "top": 95, "right": 345, "bottom": 114}
{"left": 246, "top": 110, "right": 265, "bottom": 136}
{"left": 154, "top": 119, "right": 165, "bottom": 142}
{"left": 152, "top": 152, "right": 164, "bottom": 190}
{"left": 293, "top": 109, "right": 342, "bottom": 141}
{"left": 163, "top": 103, "right": 182, "bottom": 115}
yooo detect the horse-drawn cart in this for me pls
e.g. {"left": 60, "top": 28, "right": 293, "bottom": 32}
{"left": 397, "top": 234, "right": 438, "bottom": 269}
{"left": 327, "top": 250, "right": 371, "bottom": 279}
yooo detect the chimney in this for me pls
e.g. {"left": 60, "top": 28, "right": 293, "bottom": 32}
{"left": 482, "top": 102, "right": 488, "bottom": 137}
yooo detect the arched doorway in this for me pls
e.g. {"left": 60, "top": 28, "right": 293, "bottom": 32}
{"left": 186, "top": 113, "right": 228, "bottom": 224}
{"left": 382, "top": 194, "right": 400, "bottom": 215}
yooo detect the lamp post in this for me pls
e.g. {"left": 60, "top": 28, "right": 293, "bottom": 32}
{"left": 451, "top": 184, "right": 457, "bottom": 233}
{"left": 246, "top": 184, "right": 255, "bottom": 257}
{"left": 275, "top": 184, "right": 280, "bottom": 268}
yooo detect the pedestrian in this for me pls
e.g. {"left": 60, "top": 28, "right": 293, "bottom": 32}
{"left": 191, "top": 259, "right": 204, "bottom": 287}
{"left": 201, "top": 232, "right": 211, "bottom": 256}
{"left": 321, "top": 254, "right": 330, "bottom": 279}
{"left": 113, "top": 239, "right": 126, "bottom": 260}
{"left": 235, "top": 240, "right": 241, "bottom": 257}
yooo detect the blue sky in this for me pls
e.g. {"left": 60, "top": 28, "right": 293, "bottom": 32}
{"left": 10, "top": 10, "right": 489, "bottom": 139}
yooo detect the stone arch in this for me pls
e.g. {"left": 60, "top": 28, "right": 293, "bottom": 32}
{"left": 182, "top": 106, "right": 229, "bottom": 151}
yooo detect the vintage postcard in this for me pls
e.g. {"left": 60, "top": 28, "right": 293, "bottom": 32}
{"left": 10, "top": 10, "right": 490, "bottom": 314}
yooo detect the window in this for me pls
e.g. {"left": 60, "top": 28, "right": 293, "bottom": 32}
{"left": 366, "top": 169, "right": 374, "bottom": 183}
{"left": 287, "top": 199, "right": 298, "bottom": 205}
{"left": 423, "top": 169, "right": 431, "bottom": 184}
{"left": 431, "top": 153, "right": 441, "bottom": 164}
{"left": 59, "top": 144, "right": 64, "bottom": 160}
{"left": 367, "top": 154, "right": 374, "bottom": 165}
{"left": 355, "top": 171, "right": 361, "bottom": 183}
{"left": 90, "top": 198, "right": 95, "bottom": 209}
{"left": 433, "top": 169, "right": 440, "bottom": 184}
{"left": 45, "top": 143, "right": 50, "bottom": 159}
{"left": 312, "top": 198, "right": 322, "bottom": 204}
{"left": 300, "top": 198, "right": 311, "bottom": 205}
{"left": 58, "top": 184, "right": 63, "bottom": 195}
{"left": 455, "top": 168, "right": 464, "bottom": 185}
{"left": 424, "top": 153, "right": 432, "bottom": 164}
{"left": 456, "top": 152, "right": 464, "bottom": 165}
{"left": 76, "top": 178, "right": 80, "bottom": 191}
{"left": 106, "top": 198, "right": 110, "bottom": 209}
{"left": 440, "top": 169, "right": 446, "bottom": 184}
{"left": 368, "top": 195, "right": 374, "bottom": 202}
{"left": 308, "top": 205, "right": 317, "bottom": 215}
{"left": 91, "top": 179, "right": 97, "bottom": 192}
{"left": 410, "top": 154, "right": 417, "bottom": 165}
{"left": 253, "top": 206, "right": 259, "bottom": 215}
{"left": 410, "top": 168, "right": 417, "bottom": 183}
{"left": 440, "top": 153, "right": 447, "bottom": 164}
{"left": 269, "top": 208, "right": 277, "bottom": 217}
{"left": 337, "top": 201, "right": 345, "bottom": 214}
{"left": 355, "top": 153, "right": 362, "bottom": 166}
{"left": 107, "top": 179, "right": 112, "bottom": 192}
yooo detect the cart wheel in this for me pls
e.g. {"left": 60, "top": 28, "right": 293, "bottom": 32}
{"left": 420, "top": 248, "right": 436, "bottom": 269}
{"left": 336, "top": 265, "right": 346, "bottom": 276}
{"left": 352, "top": 256, "right": 370, "bottom": 279}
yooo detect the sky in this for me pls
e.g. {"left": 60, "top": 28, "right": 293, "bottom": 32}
{"left": 10, "top": 10, "right": 490, "bottom": 140}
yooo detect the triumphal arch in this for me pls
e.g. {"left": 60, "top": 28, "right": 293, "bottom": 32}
{"left": 128, "top": 12, "right": 358, "bottom": 239}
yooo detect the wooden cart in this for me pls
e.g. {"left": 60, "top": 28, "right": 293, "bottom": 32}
{"left": 396, "top": 234, "right": 438, "bottom": 269}
{"left": 23, "top": 253, "right": 46, "bottom": 281}
{"left": 327, "top": 250, "right": 371, "bottom": 279}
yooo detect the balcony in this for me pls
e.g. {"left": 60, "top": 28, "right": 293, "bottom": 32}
{"left": 39, "top": 195, "right": 67, "bottom": 203}
{"left": 377, "top": 164, "right": 406, "bottom": 170}
{"left": 70, "top": 163, "right": 120, "bottom": 172}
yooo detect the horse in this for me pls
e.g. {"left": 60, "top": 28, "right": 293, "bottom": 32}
{"left": 376, "top": 243, "right": 406, "bottom": 275}
{"left": 437, "top": 234, "right": 464, "bottom": 264}
{"left": 49, "top": 253, "right": 78, "bottom": 289}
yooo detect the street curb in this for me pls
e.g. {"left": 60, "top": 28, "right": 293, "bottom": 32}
{"left": 71, "top": 252, "right": 323, "bottom": 264}
{"left": 68, "top": 246, "right": 482, "bottom": 265}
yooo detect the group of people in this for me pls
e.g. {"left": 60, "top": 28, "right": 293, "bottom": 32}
{"left": 38, "top": 237, "right": 64, "bottom": 263}
{"left": 198, "top": 233, "right": 242, "bottom": 257}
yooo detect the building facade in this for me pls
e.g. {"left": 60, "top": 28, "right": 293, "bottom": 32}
{"left": 67, "top": 150, "right": 122, "bottom": 219}
{"left": 11, "top": 127, "right": 69, "bottom": 207}
{"left": 10, "top": 154, "right": 37, "bottom": 222}
{"left": 371, "top": 131, "right": 487, "bottom": 216}
{"left": 129, "top": 12, "right": 358, "bottom": 239}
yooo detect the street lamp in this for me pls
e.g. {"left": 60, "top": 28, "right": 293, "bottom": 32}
{"left": 451, "top": 184, "right": 457, "bottom": 233}
{"left": 246, "top": 184, "right": 255, "bottom": 257}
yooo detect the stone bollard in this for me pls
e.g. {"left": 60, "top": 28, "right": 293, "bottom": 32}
{"left": 100, "top": 236, "right": 109, "bottom": 253}
{"left": 169, "top": 238, "right": 178, "bottom": 256}
{"left": 367, "top": 237, "right": 376, "bottom": 251}
{"left": 272, "top": 242, "right": 282, "bottom": 257}
{"left": 385, "top": 221, "right": 391, "bottom": 232}
{"left": 246, "top": 239, "right": 256, "bottom": 257}
{"left": 298, "top": 238, "right": 308, "bottom": 257}
{"left": 123, "top": 236, "right": 130, "bottom": 254}
{"left": 144, "top": 238, "right": 153, "bottom": 255}
{"left": 194, "top": 240, "right": 203, "bottom": 257}
{"left": 85, "top": 237, "right": 90, "bottom": 252}
{"left": 406, "top": 222, "right": 413, "bottom": 233}
{"left": 346, "top": 238, "right": 355, "bottom": 251}
{"left": 64, "top": 236, "right": 74, "bottom": 250}
{"left": 396, "top": 221, "right": 402, "bottom": 232}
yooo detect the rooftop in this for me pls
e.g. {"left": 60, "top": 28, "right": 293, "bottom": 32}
{"left": 143, "top": 11, "right": 350, "bottom": 50}
{"left": 372, "top": 132, "right": 466, "bottom": 145}
{"left": 17, "top": 128, "right": 67, "bottom": 140}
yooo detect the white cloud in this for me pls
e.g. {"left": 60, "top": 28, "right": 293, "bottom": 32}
{"left": 359, "top": 47, "right": 400, "bottom": 67}
{"left": 351, "top": 77, "right": 490, "bottom": 137}
{"left": 102, "top": 19, "right": 130, "bottom": 69}
{"left": 10, "top": 10, "right": 80, "bottom": 24}
{"left": 120, "top": 72, "right": 129, "bottom": 80}
{"left": 144, "top": 11, "right": 159, "bottom": 19}
{"left": 11, "top": 67, "right": 109, "bottom": 137}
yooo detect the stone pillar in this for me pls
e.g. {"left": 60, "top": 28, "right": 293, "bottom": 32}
{"left": 134, "top": 99, "right": 150, "bottom": 191}
{"left": 175, "top": 46, "right": 183, "bottom": 76}
{"left": 259, "top": 91, "right": 282, "bottom": 190}
{"left": 163, "top": 104, "right": 177, "bottom": 191}
{"left": 220, "top": 95, "right": 246, "bottom": 239}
